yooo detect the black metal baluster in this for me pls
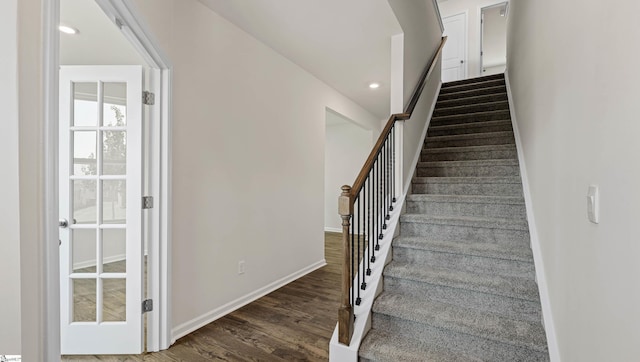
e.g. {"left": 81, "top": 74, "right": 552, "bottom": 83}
{"left": 355, "top": 196, "right": 361, "bottom": 305}
{"left": 383, "top": 140, "right": 388, "bottom": 227}
{"left": 366, "top": 175, "right": 372, "bottom": 276}
{"left": 392, "top": 126, "right": 396, "bottom": 205}
{"left": 372, "top": 158, "right": 377, "bottom": 263}
{"left": 350, "top": 215, "right": 354, "bottom": 307}
{"left": 377, "top": 150, "right": 382, "bottom": 250}
{"left": 360, "top": 192, "right": 367, "bottom": 291}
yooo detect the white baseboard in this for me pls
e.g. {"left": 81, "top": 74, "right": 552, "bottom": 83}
{"left": 171, "top": 259, "right": 327, "bottom": 343}
{"left": 504, "top": 70, "right": 561, "bottom": 362}
{"left": 324, "top": 227, "right": 342, "bottom": 233}
{"left": 403, "top": 81, "right": 443, "bottom": 195}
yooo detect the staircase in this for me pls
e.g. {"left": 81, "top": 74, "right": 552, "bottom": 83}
{"left": 358, "top": 74, "right": 549, "bottom": 361}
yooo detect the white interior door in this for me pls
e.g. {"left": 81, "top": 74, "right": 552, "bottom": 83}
{"left": 442, "top": 13, "right": 467, "bottom": 82}
{"left": 59, "top": 66, "right": 143, "bottom": 355}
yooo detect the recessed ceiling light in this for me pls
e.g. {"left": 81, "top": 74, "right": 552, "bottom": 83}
{"left": 59, "top": 25, "right": 79, "bottom": 35}
{"left": 369, "top": 83, "right": 380, "bottom": 89}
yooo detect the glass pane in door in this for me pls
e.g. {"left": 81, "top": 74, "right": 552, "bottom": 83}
{"left": 72, "top": 229, "right": 97, "bottom": 273}
{"left": 73, "top": 180, "right": 96, "bottom": 224}
{"left": 102, "top": 278, "right": 126, "bottom": 322}
{"left": 103, "top": 82, "right": 127, "bottom": 126}
{"left": 73, "top": 278, "right": 97, "bottom": 322}
{"left": 103, "top": 229, "right": 126, "bottom": 273}
{"left": 73, "top": 82, "right": 98, "bottom": 127}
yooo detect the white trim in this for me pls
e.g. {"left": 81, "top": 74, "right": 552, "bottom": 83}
{"left": 478, "top": 1, "right": 509, "bottom": 75}
{"left": 504, "top": 70, "right": 560, "bottom": 362}
{"left": 43, "top": 0, "right": 62, "bottom": 360}
{"left": 432, "top": 0, "right": 445, "bottom": 34}
{"left": 171, "top": 260, "right": 327, "bottom": 342}
{"left": 93, "top": 0, "right": 173, "bottom": 351}
{"left": 403, "top": 81, "right": 443, "bottom": 195}
{"left": 324, "top": 227, "right": 343, "bottom": 233}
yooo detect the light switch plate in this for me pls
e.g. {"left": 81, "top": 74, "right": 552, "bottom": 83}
{"left": 587, "top": 185, "right": 599, "bottom": 224}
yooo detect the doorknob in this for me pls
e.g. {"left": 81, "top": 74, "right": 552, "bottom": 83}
{"left": 460, "top": 60, "right": 464, "bottom": 64}
{"left": 59, "top": 219, "right": 69, "bottom": 228}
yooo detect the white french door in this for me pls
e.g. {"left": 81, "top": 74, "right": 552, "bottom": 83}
{"left": 442, "top": 12, "right": 467, "bottom": 82}
{"left": 59, "top": 66, "right": 144, "bottom": 355}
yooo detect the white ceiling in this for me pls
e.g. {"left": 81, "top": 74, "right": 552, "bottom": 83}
{"left": 60, "top": 0, "right": 146, "bottom": 66}
{"left": 198, "top": 0, "right": 402, "bottom": 119}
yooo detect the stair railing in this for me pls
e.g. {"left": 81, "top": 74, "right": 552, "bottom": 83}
{"left": 338, "top": 36, "right": 447, "bottom": 345}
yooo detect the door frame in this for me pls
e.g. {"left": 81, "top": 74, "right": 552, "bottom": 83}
{"left": 442, "top": 11, "right": 469, "bottom": 80}
{"left": 478, "top": 1, "right": 509, "bottom": 75}
{"left": 42, "top": 0, "right": 173, "bottom": 356}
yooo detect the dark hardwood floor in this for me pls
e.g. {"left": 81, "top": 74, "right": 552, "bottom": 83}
{"left": 63, "top": 232, "right": 342, "bottom": 361}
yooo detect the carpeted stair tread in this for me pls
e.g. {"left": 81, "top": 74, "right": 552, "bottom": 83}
{"left": 435, "top": 92, "right": 508, "bottom": 108}
{"left": 382, "top": 278, "right": 542, "bottom": 323}
{"left": 431, "top": 110, "right": 511, "bottom": 126}
{"left": 438, "top": 85, "right": 507, "bottom": 102}
{"left": 411, "top": 176, "right": 524, "bottom": 196}
{"left": 425, "top": 131, "right": 515, "bottom": 144}
{"left": 400, "top": 214, "right": 528, "bottom": 231}
{"left": 362, "top": 319, "right": 549, "bottom": 362}
{"left": 406, "top": 194, "right": 524, "bottom": 205}
{"left": 372, "top": 293, "right": 548, "bottom": 352}
{"left": 417, "top": 159, "right": 520, "bottom": 177}
{"left": 440, "top": 79, "right": 506, "bottom": 94}
{"left": 384, "top": 261, "right": 540, "bottom": 302}
{"left": 405, "top": 194, "right": 526, "bottom": 219}
{"left": 421, "top": 144, "right": 517, "bottom": 162}
{"left": 442, "top": 73, "right": 505, "bottom": 88}
{"left": 392, "top": 236, "right": 532, "bottom": 263}
{"left": 434, "top": 100, "right": 510, "bottom": 117}
{"left": 428, "top": 119, "right": 513, "bottom": 135}
{"left": 418, "top": 159, "right": 519, "bottom": 168}
{"left": 413, "top": 176, "right": 521, "bottom": 185}
{"left": 359, "top": 329, "right": 468, "bottom": 362}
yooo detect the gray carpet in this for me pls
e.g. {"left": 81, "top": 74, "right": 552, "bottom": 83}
{"left": 359, "top": 73, "right": 549, "bottom": 361}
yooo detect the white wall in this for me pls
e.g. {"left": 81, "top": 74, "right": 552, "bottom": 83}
{"left": 439, "top": 0, "right": 507, "bottom": 78}
{"left": 507, "top": 0, "right": 640, "bottom": 360}
{"left": 130, "top": 0, "right": 381, "bottom": 339}
{"left": 0, "top": 0, "right": 22, "bottom": 354}
{"left": 388, "top": 0, "right": 443, "bottom": 108}
{"left": 324, "top": 111, "right": 373, "bottom": 232}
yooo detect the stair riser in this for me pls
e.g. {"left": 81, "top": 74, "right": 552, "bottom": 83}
{"left": 383, "top": 277, "right": 542, "bottom": 322}
{"left": 436, "top": 93, "right": 507, "bottom": 108}
{"left": 434, "top": 102, "right": 509, "bottom": 117}
{"left": 440, "top": 80, "right": 506, "bottom": 94}
{"left": 392, "top": 247, "right": 535, "bottom": 278}
{"left": 431, "top": 110, "right": 511, "bottom": 126}
{"left": 412, "top": 182, "right": 523, "bottom": 196}
{"left": 406, "top": 200, "right": 526, "bottom": 219}
{"left": 399, "top": 222, "right": 530, "bottom": 244}
{"left": 421, "top": 148, "right": 517, "bottom": 162}
{"left": 426, "top": 135, "right": 515, "bottom": 148}
{"left": 417, "top": 164, "right": 520, "bottom": 177}
{"left": 370, "top": 313, "right": 549, "bottom": 360}
{"left": 427, "top": 123, "right": 513, "bottom": 137}
{"left": 438, "top": 86, "right": 507, "bottom": 101}
{"left": 443, "top": 74, "right": 505, "bottom": 87}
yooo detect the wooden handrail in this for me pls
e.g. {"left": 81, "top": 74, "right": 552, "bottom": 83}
{"left": 338, "top": 36, "right": 448, "bottom": 346}
{"left": 349, "top": 36, "right": 447, "bottom": 199}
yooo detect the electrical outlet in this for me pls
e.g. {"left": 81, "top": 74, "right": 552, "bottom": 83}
{"left": 238, "top": 260, "right": 245, "bottom": 275}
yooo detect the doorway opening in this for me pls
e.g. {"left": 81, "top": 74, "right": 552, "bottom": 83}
{"left": 56, "top": 0, "right": 172, "bottom": 356}
{"left": 480, "top": 2, "right": 508, "bottom": 75}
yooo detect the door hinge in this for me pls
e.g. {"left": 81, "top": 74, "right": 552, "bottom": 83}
{"left": 142, "top": 196, "right": 154, "bottom": 209}
{"left": 142, "top": 299, "right": 153, "bottom": 313}
{"left": 142, "top": 91, "right": 155, "bottom": 105}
